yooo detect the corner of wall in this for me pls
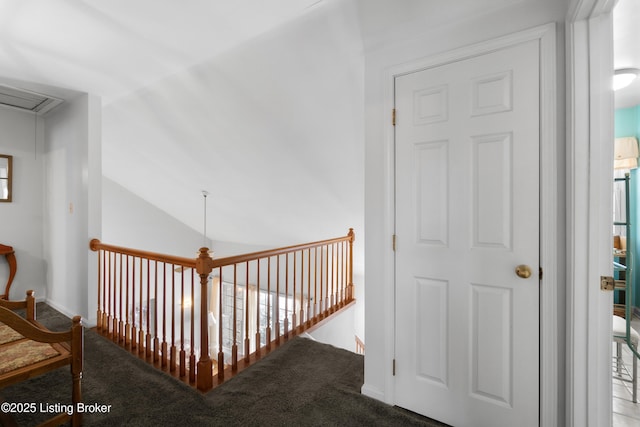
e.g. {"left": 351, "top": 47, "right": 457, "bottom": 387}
{"left": 43, "top": 93, "right": 102, "bottom": 321}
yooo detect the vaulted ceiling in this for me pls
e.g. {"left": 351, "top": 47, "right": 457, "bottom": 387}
{"left": 0, "top": 0, "right": 530, "bottom": 104}
{"left": 0, "top": 0, "right": 367, "bottom": 248}
{"left": 0, "top": 0, "right": 323, "bottom": 103}
{"left": 0, "top": 0, "right": 576, "bottom": 249}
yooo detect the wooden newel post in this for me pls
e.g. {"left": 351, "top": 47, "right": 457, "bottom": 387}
{"left": 195, "top": 247, "right": 214, "bottom": 391}
{"left": 347, "top": 228, "right": 355, "bottom": 302}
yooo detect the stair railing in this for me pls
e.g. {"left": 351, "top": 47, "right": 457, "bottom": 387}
{"left": 90, "top": 229, "right": 355, "bottom": 391}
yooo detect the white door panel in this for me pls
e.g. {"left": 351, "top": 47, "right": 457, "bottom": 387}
{"left": 395, "top": 39, "right": 540, "bottom": 427}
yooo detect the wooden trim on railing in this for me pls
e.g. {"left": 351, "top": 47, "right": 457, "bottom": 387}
{"left": 89, "top": 239, "right": 196, "bottom": 268}
{"left": 210, "top": 231, "right": 354, "bottom": 268}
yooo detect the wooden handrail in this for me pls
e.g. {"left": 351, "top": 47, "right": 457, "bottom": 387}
{"left": 89, "top": 239, "right": 196, "bottom": 268}
{"left": 211, "top": 230, "right": 354, "bottom": 268}
{"left": 89, "top": 229, "right": 355, "bottom": 392}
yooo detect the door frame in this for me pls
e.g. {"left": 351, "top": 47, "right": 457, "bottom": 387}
{"left": 384, "top": 23, "right": 559, "bottom": 425}
{"left": 566, "top": 1, "right": 616, "bottom": 426}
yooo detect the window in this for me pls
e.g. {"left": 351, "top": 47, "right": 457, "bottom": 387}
{"left": 218, "top": 282, "right": 298, "bottom": 358}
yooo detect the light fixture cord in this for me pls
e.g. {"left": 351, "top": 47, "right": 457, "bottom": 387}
{"left": 202, "top": 190, "right": 209, "bottom": 247}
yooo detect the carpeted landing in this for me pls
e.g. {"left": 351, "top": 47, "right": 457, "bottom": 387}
{"left": 1, "top": 303, "right": 449, "bottom": 426}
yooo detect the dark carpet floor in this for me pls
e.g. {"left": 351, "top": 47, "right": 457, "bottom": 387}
{"left": 1, "top": 303, "right": 448, "bottom": 426}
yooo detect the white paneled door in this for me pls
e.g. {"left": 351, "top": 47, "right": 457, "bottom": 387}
{"left": 394, "top": 39, "right": 540, "bottom": 427}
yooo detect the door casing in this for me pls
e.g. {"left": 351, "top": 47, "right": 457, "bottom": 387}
{"left": 566, "top": 1, "right": 616, "bottom": 426}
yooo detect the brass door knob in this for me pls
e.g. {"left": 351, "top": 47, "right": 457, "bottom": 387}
{"left": 515, "top": 265, "right": 532, "bottom": 279}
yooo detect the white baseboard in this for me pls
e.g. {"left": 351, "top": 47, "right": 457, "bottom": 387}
{"left": 298, "top": 332, "right": 316, "bottom": 341}
{"left": 42, "top": 298, "right": 75, "bottom": 319}
{"left": 361, "top": 383, "right": 386, "bottom": 402}
{"left": 41, "top": 299, "right": 97, "bottom": 327}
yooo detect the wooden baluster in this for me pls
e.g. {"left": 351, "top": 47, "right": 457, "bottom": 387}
{"left": 320, "top": 247, "right": 325, "bottom": 319}
{"left": 179, "top": 271, "right": 186, "bottom": 378}
{"left": 161, "top": 262, "right": 168, "bottom": 368}
{"left": 337, "top": 243, "right": 342, "bottom": 306}
{"left": 109, "top": 252, "right": 115, "bottom": 338}
{"left": 153, "top": 261, "right": 160, "bottom": 362}
{"left": 131, "top": 256, "right": 137, "bottom": 350}
{"left": 189, "top": 269, "right": 196, "bottom": 383}
{"left": 341, "top": 241, "right": 346, "bottom": 306}
{"left": 119, "top": 253, "right": 124, "bottom": 342}
{"left": 337, "top": 243, "right": 341, "bottom": 308}
{"left": 345, "top": 239, "right": 349, "bottom": 303}
{"left": 327, "top": 245, "right": 332, "bottom": 313}
{"left": 324, "top": 246, "right": 328, "bottom": 315}
{"left": 122, "top": 255, "right": 131, "bottom": 348}
{"left": 301, "top": 251, "right": 305, "bottom": 327}
{"left": 145, "top": 260, "right": 152, "bottom": 359}
{"left": 292, "top": 252, "right": 297, "bottom": 334}
{"left": 125, "top": 255, "right": 130, "bottom": 346}
{"left": 100, "top": 250, "right": 105, "bottom": 331}
{"left": 342, "top": 242, "right": 349, "bottom": 306}
{"left": 275, "top": 256, "right": 280, "bottom": 341}
{"left": 96, "top": 248, "right": 102, "bottom": 332}
{"left": 114, "top": 253, "right": 119, "bottom": 340}
{"left": 108, "top": 252, "right": 113, "bottom": 334}
{"left": 232, "top": 264, "right": 238, "bottom": 371}
{"left": 337, "top": 239, "right": 342, "bottom": 304}
{"left": 348, "top": 228, "right": 354, "bottom": 301}
{"left": 266, "top": 259, "right": 272, "bottom": 350}
{"left": 111, "top": 252, "right": 118, "bottom": 338}
{"left": 244, "top": 261, "right": 250, "bottom": 362}
{"left": 103, "top": 251, "right": 108, "bottom": 332}
{"left": 284, "top": 253, "right": 289, "bottom": 337}
{"left": 337, "top": 243, "right": 340, "bottom": 308}
{"left": 328, "top": 245, "right": 331, "bottom": 311}
{"left": 115, "top": 252, "right": 120, "bottom": 339}
{"left": 325, "top": 245, "right": 330, "bottom": 315}
{"left": 106, "top": 251, "right": 111, "bottom": 335}
{"left": 217, "top": 266, "right": 224, "bottom": 381}
{"left": 307, "top": 249, "right": 311, "bottom": 327}
{"left": 138, "top": 258, "right": 145, "bottom": 355}
{"left": 335, "top": 243, "right": 340, "bottom": 308}
{"left": 299, "top": 250, "right": 304, "bottom": 331}
{"left": 332, "top": 243, "right": 337, "bottom": 312}
{"left": 255, "top": 259, "right": 261, "bottom": 357}
{"left": 313, "top": 247, "right": 318, "bottom": 322}
{"left": 170, "top": 264, "right": 176, "bottom": 372}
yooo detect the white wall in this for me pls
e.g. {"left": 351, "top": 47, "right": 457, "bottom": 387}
{"left": 308, "top": 302, "right": 357, "bottom": 352}
{"left": 102, "top": 176, "right": 211, "bottom": 257}
{"left": 43, "top": 94, "right": 101, "bottom": 322}
{"left": 361, "top": 0, "right": 567, "bottom": 407}
{"left": 0, "top": 107, "right": 46, "bottom": 300}
{"left": 102, "top": 0, "right": 365, "bottom": 255}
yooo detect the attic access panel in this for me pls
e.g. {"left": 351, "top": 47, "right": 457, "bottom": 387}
{"left": 0, "top": 85, "right": 63, "bottom": 115}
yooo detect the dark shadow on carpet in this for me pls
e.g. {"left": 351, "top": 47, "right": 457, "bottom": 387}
{"left": 1, "top": 304, "right": 449, "bottom": 426}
